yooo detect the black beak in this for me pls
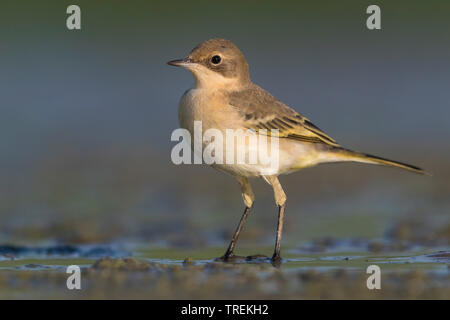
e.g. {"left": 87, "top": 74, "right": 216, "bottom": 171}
{"left": 167, "top": 57, "right": 192, "bottom": 67}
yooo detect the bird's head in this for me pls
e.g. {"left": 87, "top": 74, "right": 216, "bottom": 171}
{"left": 168, "top": 38, "right": 250, "bottom": 89}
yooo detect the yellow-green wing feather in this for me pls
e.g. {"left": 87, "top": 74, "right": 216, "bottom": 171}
{"left": 228, "top": 84, "right": 339, "bottom": 147}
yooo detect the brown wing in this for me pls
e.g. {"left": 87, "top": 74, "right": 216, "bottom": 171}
{"left": 228, "top": 84, "right": 339, "bottom": 147}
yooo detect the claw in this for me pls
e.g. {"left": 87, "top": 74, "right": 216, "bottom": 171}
{"left": 271, "top": 255, "right": 282, "bottom": 268}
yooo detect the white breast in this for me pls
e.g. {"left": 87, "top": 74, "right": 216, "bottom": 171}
{"left": 176, "top": 88, "right": 321, "bottom": 177}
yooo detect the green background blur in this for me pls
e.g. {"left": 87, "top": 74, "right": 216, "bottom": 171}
{"left": 1, "top": 0, "right": 449, "bottom": 248}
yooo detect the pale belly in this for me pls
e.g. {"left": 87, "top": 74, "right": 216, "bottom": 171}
{"left": 178, "top": 88, "right": 322, "bottom": 177}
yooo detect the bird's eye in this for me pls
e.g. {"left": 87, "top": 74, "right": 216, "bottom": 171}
{"left": 211, "top": 55, "right": 222, "bottom": 65}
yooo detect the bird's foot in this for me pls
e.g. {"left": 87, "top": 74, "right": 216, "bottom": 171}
{"left": 271, "top": 254, "right": 282, "bottom": 268}
{"left": 245, "top": 254, "right": 270, "bottom": 263}
{"left": 217, "top": 253, "right": 269, "bottom": 263}
{"left": 217, "top": 252, "right": 237, "bottom": 262}
{"left": 217, "top": 253, "right": 279, "bottom": 265}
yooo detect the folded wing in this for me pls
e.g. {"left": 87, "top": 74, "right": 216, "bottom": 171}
{"left": 228, "top": 84, "right": 339, "bottom": 147}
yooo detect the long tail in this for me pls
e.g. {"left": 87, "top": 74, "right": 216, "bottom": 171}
{"left": 328, "top": 147, "right": 428, "bottom": 175}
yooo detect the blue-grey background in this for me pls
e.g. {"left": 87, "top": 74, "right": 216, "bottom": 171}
{"left": 1, "top": 0, "right": 449, "bottom": 248}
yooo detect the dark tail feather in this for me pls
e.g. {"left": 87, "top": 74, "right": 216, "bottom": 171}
{"left": 330, "top": 147, "right": 429, "bottom": 175}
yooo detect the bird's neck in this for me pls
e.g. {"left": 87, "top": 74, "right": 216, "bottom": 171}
{"left": 190, "top": 70, "right": 248, "bottom": 91}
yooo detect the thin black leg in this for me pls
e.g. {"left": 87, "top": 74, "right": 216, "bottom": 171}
{"left": 272, "top": 203, "right": 286, "bottom": 264}
{"left": 222, "top": 206, "right": 251, "bottom": 260}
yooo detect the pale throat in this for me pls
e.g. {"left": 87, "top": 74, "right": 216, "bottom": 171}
{"left": 187, "top": 65, "right": 241, "bottom": 90}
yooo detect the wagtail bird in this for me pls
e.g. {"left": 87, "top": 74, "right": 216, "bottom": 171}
{"left": 168, "top": 38, "right": 426, "bottom": 264}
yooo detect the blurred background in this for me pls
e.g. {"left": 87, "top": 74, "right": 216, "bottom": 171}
{"left": 1, "top": 0, "right": 449, "bottom": 252}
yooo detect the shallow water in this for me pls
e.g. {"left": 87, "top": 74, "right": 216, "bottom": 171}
{"left": 1, "top": 242, "right": 448, "bottom": 272}
{"left": 0, "top": 241, "right": 448, "bottom": 299}
{"left": 0, "top": 169, "right": 448, "bottom": 299}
